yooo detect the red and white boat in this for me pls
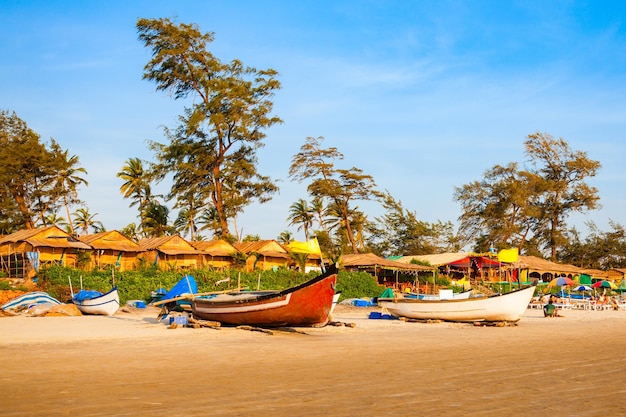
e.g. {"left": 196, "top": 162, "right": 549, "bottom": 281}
{"left": 191, "top": 265, "right": 338, "bottom": 327}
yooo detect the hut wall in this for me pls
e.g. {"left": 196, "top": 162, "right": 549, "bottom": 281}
{"left": 201, "top": 256, "right": 235, "bottom": 270}
{"left": 156, "top": 253, "right": 199, "bottom": 270}
{"left": 90, "top": 250, "right": 138, "bottom": 271}
{"left": 244, "top": 255, "right": 288, "bottom": 272}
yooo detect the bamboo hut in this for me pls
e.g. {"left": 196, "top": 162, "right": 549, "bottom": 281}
{"left": 607, "top": 268, "right": 626, "bottom": 283}
{"left": 511, "top": 255, "right": 583, "bottom": 283}
{"left": 234, "top": 240, "right": 290, "bottom": 272}
{"left": 78, "top": 230, "right": 144, "bottom": 271}
{"left": 0, "top": 226, "right": 91, "bottom": 279}
{"left": 191, "top": 239, "right": 240, "bottom": 270}
{"left": 341, "top": 253, "right": 435, "bottom": 289}
{"left": 137, "top": 235, "right": 201, "bottom": 270}
{"left": 397, "top": 252, "right": 502, "bottom": 282}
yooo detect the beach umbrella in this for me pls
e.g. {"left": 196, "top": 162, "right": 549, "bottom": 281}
{"left": 548, "top": 277, "right": 574, "bottom": 287}
{"left": 573, "top": 285, "right": 592, "bottom": 292}
{"left": 591, "top": 280, "right": 617, "bottom": 290}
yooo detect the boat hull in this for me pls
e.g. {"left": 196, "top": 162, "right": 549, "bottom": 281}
{"left": 378, "top": 285, "right": 536, "bottom": 322}
{"left": 73, "top": 287, "right": 120, "bottom": 316}
{"left": 191, "top": 266, "right": 338, "bottom": 327}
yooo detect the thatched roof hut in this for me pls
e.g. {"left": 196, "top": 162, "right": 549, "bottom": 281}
{"left": 341, "top": 253, "right": 434, "bottom": 273}
{"left": 138, "top": 235, "right": 201, "bottom": 270}
{"left": 234, "top": 240, "right": 290, "bottom": 271}
{"left": 0, "top": 226, "right": 91, "bottom": 278}
{"left": 397, "top": 252, "right": 503, "bottom": 281}
{"left": 79, "top": 230, "right": 143, "bottom": 271}
{"left": 505, "top": 255, "right": 584, "bottom": 283}
{"left": 191, "top": 240, "right": 240, "bottom": 270}
{"left": 341, "top": 253, "right": 435, "bottom": 287}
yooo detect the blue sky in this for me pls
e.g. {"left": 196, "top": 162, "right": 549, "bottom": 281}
{"left": 2, "top": 1, "right": 625, "bottom": 242}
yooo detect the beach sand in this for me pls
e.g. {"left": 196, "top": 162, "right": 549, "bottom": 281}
{"left": 1, "top": 305, "right": 626, "bottom": 417}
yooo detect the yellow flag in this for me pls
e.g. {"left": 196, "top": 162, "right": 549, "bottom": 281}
{"left": 497, "top": 248, "right": 519, "bottom": 263}
{"left": 287, "top": 238, "right": 322, "bottom": 255}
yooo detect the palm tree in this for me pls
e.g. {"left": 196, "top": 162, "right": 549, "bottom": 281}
{"left": 52, "top": 148, "right": 88, "bottom": 234}
{"left": 117, "top": 158, "right": 152, "bottom": 235}
{"left": 142, "top": 201, "right": 171, "bottom": 238}
{"left": 174, "top": 208, "right": 198, "bottom": 240}
{"left": 57, "top": 150, "right": 89, "bottom": 234}
{"left": 287, "top": 199, "right": 314, "bottom": 240}
{"left": 120, "top": 223, "right": 140, "bottom": 241}
{"left": 197, "top": 207, "right": 221, "bottom": 239}
{"left": 277, "top": 230, "right": 293, "bottom": 244}
{"left": 42, "top": 213, "right": 69, "bottom": 228}
{"left": 325, "top": 201, "right": 367, "bottom": 253}
{"left": 173, "top": 191, "right": 202, "bottom": 240}
{"left": 310, "top": 197, "right": 328, "bottom": 232}
{"left": 72, "top": 208, "right": 104, "bottom": 236}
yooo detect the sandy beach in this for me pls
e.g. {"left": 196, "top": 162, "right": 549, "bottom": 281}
{"left": 2, "top": 305, "right": 626, "bottom": 417}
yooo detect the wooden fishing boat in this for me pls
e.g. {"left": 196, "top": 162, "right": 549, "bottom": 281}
{"left": 1, "top": 291, "right": 62, "bottom": 312}
{"left": 72, "top": 287, "right": 120, "bottom": 316}
{"left": 378, "top": 285, "right": 536, "bottom": 322}
{"left": 191, "top": 265, "right": 338, "bottom": 327}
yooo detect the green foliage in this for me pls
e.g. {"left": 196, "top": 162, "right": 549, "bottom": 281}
{"left": 335, "top": 271, "right": 384, "bottom": 300}
{"left": 288, "top": 137, "right": 380, "bottom": 254}
{"left": 369, "top": 191, "right": 460, "bottom": 257}
{"left": 33, "top": 265, "right": 384, "bottom": 305}
{"left": 137, "top": 17, "right": 281, "bottom": 238}
{"left": 454, "top": 133, "right": 601, "bottom": 260}
{"left": 0, "top": 110, "right": 86, "bottom": 232}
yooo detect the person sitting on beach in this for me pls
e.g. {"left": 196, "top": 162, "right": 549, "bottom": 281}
{"left": 544, "top": 295, "right": 560, "bottom": 317}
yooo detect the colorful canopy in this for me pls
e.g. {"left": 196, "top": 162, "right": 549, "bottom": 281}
{"left": 591, "top": 280, "right": 617, "bottom": 289}
{"left": 548, "top": 277, "right": 574, "bottom": 287}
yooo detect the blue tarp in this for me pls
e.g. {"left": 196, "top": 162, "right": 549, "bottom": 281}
{"left": 163, "top": 275, "right": 198, "bottom": 300}
{"left": 73, "top": 289, "right": 103, "bottom": 302}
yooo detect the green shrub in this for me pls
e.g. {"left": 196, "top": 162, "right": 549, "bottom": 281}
{"left": 32, "top": 265, "right": 386, "bottom": 305}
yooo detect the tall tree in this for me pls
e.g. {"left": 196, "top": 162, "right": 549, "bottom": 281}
{"left": 287, "top": 199, "right": 314, "bottom": 240}
{"left": 137, "top": 18, "right": 281, "bottom": 238}
{"left": 454, "top": 133, "right": 600, "bottom": 259}
{"left": 371, "top": 191, "right": 458, "bottom": 256}
{"left": 172, "top": 190, "right": 202, "bottom": 240}
{"left": 558, "top": 221, "right": 626, "bottom": 269}
{"left": 0, "top": 110, "right": 75, "bottom": 231}
{"left": 454, "top": 163, "right": 542, "bottom": 252}
{"left": 52, "top": 146, "right": 88, "bottom": 235}
{"left": 310, "top": 197, "right": 328, "bottom": 232}
{"left": 524, "top": 132, "right": 601, "bottom": 260}
{"left": 117, "top": 157, "right": 152, "bottom": 235}
{"left": 289, "top": 137, "right": 379, "bottom": 253}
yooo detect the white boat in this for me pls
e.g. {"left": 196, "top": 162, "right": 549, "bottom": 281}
{"left": 72, "top": 287, "right": 120, "bottom": 316}
{"left": 378, "top": 285, "right": 536, "bottom": 322}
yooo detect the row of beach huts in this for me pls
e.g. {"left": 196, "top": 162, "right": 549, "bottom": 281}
{"left": 1, "top": 225, "right": 625, "bottom": 288}
{"left": 0, "top": 225, "right": 322, "bottom": 280}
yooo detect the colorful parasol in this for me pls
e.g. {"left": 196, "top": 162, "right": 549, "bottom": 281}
{"left": 591, "top": 280, "right": 617, "bottom": 289}
{"left": 548, "top": 277, "right": 574, "bottom": 287}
